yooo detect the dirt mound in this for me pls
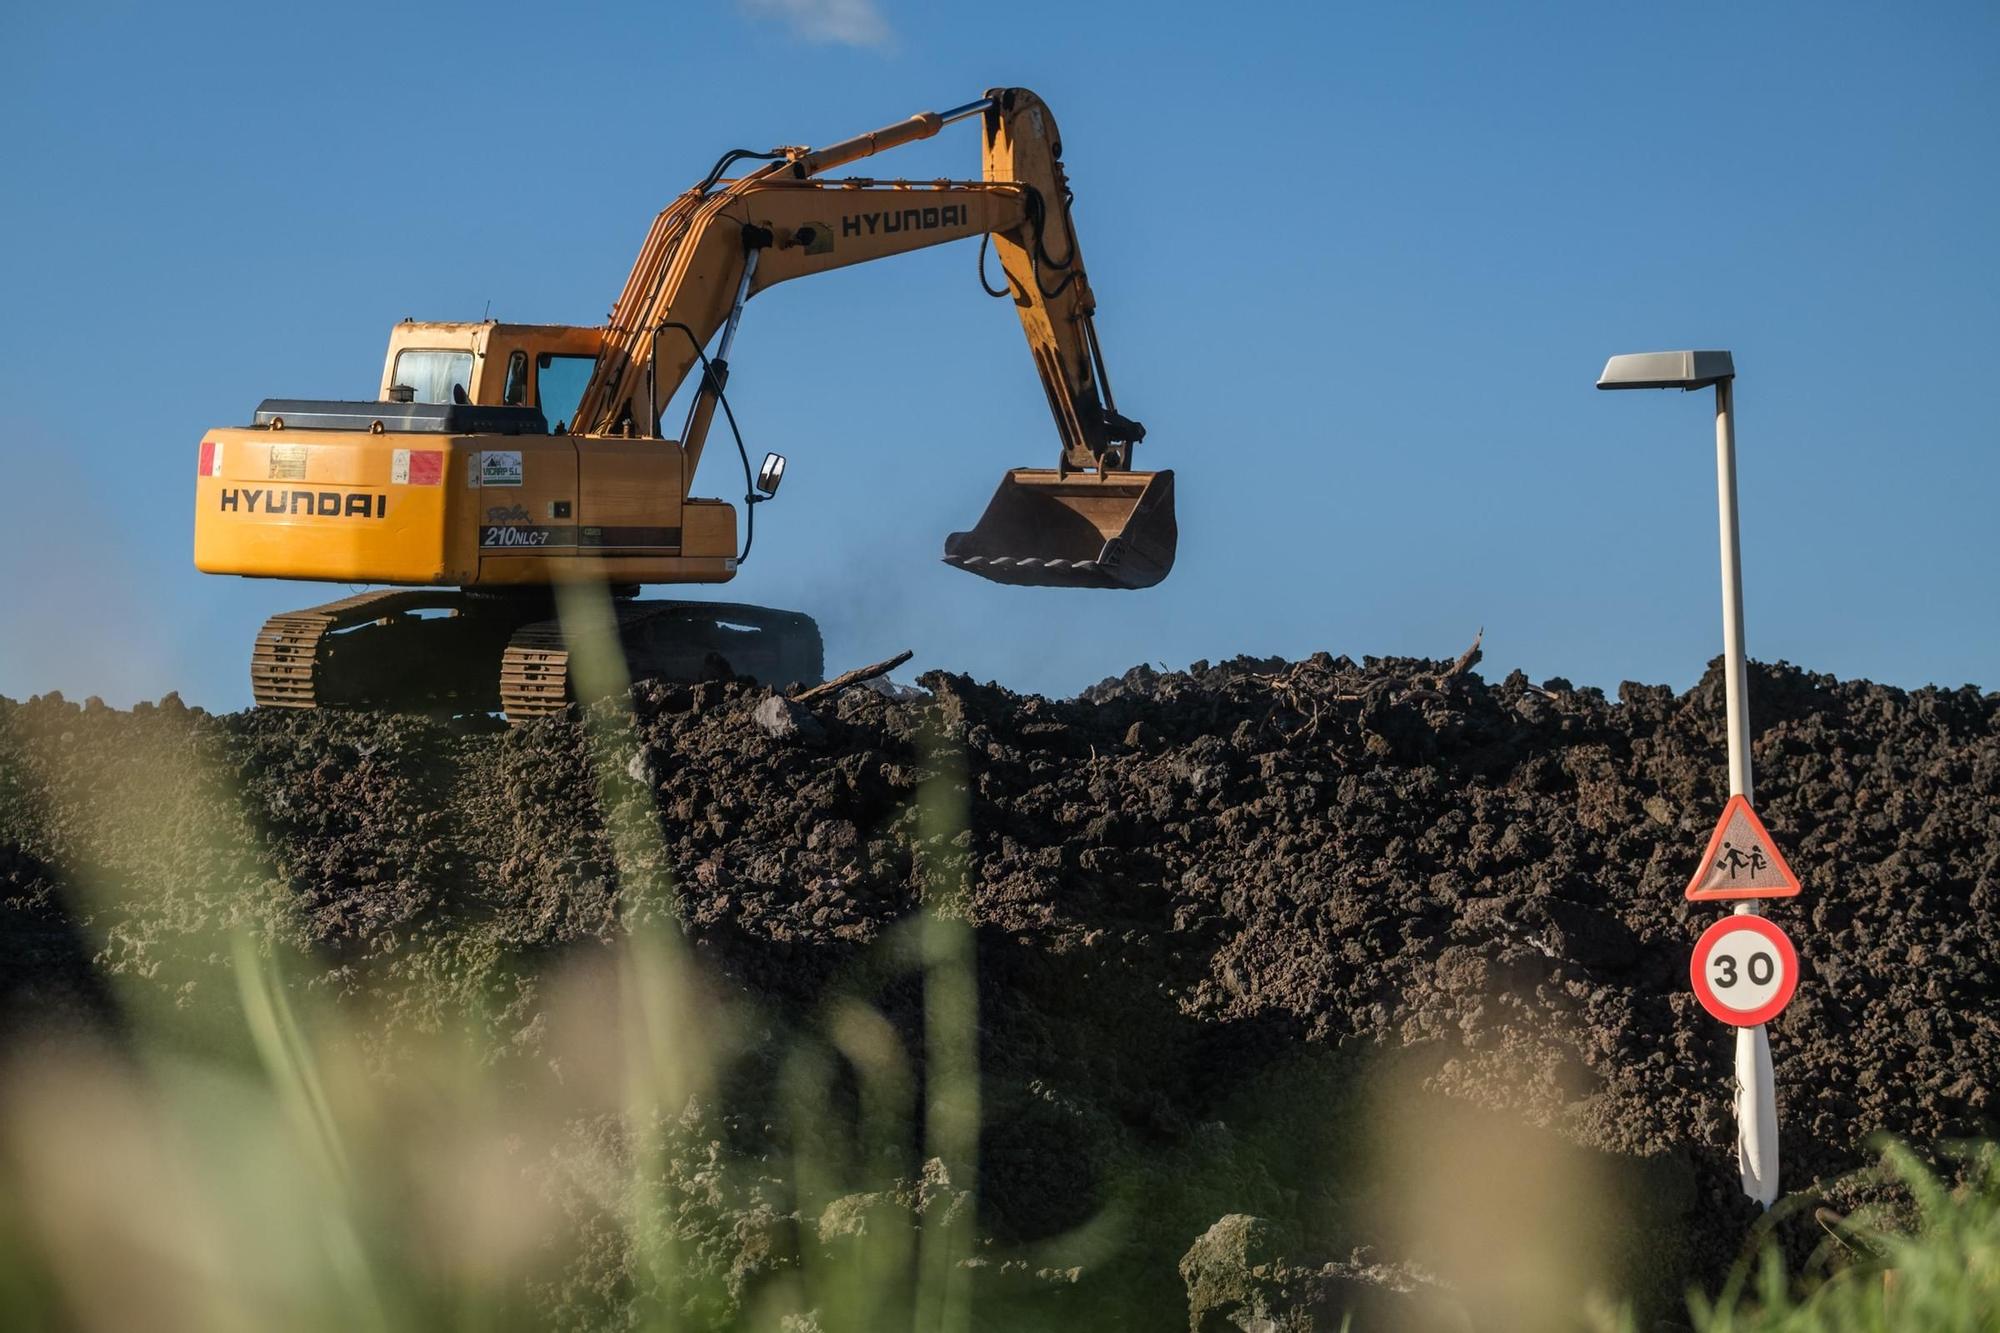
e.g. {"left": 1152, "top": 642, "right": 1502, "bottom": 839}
{"left": 1, "top": 652, "right": 1994, "bottom": 1329}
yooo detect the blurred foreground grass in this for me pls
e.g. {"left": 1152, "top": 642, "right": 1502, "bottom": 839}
{"left": 0, "top": 584, "right": 1994, "bottom": 1329}
{"left": 0, "top": 584, "right": 1023, "bottom": 1332}
{"left": 1678, "top": 1142, "right": 2000, "bottom": 1333}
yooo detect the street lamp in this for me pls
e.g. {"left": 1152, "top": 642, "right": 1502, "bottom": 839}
{"left": 1597, "top": 348, "right": 1780, "bottom": 1208}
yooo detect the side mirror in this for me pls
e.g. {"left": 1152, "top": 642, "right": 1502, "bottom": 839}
{"left": 756, "top": 452, "right": 787, "bottom": 498}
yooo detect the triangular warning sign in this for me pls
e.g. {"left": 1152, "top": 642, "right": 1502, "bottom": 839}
{"left": 1684, "top": 794, "right": 1802, "bottom": 901}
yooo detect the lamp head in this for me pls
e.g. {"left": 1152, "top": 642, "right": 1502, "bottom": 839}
{"left": 1597, "top": 350, "right": 1735, "bottom": 391}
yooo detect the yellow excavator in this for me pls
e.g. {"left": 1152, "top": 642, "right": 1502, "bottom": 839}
{"left": 192, "top": 88, "right": 1175, "bottom": 720}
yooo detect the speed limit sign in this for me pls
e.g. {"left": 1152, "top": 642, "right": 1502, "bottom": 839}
{"left": 1689, "top": 915, "right": 1799, "bottom": 1026}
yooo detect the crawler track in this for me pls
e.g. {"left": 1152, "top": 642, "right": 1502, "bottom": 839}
{"left": 251, "top": 590, "right": 822, "bottom": 723}
{"left": 501, "top": 601, "right": 824, "bottom": 722}
{"left": 252, "top": 589, "right": 511, "bottom": 711}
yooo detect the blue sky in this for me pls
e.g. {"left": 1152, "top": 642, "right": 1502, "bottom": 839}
{"left": 2, "top": 1, "right": 1994, "bottom": 709}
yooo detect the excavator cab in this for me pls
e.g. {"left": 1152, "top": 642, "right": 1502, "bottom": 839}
{"left": 944, "top": 467, "right": 1176, "bottom": 589}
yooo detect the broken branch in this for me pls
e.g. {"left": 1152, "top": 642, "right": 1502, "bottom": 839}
{"left": 1441, "top": 627, "right": 1484, "bottom": 681}
{"left": 791, "top": 649, "right": 914, "bottom": 703}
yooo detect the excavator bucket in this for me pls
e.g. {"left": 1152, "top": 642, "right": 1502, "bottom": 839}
{"left": 943, "top": 468, "right": 1176, "bottom": 589}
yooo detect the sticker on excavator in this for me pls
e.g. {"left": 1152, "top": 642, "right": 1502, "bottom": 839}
{"left": 392, "top": 449, "right": 444, "bottom": 486}
{"left": 481, "top": 525, "right": 575, "bottom": 549}
{"left": 943, "top": 468, "right": 1176, "bottom": 590}
{"left": 269, "top": 444, "right": 308, "bottom": 481}
{"left": 479, "top": 451, "right": 523, "bottom": 487}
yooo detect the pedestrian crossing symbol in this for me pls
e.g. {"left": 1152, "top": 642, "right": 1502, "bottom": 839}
{"left": 1685, "top": 794, "right": 1802, "bottom": 901}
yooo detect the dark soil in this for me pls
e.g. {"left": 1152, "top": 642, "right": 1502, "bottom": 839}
{"left": 1, "top": 651, "right": 1994, "bottom": 1330}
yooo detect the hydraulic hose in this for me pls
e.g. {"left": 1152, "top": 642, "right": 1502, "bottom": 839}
{"left": 656, "top": 321, "right": 763, "bottom": 565}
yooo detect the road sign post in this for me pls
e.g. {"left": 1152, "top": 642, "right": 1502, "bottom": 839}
{"left": 1712, "top": 374, "right": 1782, "bottom": 1208}
{"left": 1599, "top": 350, "right": 1785, "bottom": 1207}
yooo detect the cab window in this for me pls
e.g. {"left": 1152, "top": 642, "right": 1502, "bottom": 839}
{"left": 536, "top": 354, "right": 596, "bottom": 433}
{"left": 390, "top": 349, "right": 474, "bottom": 404}
{"left": 502, "top": 351, "right": 529, "bottom": 405}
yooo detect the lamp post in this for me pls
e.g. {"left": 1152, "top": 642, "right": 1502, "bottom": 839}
{"left": 1597, "top": 349, "right": 1778, "bottom": 1207}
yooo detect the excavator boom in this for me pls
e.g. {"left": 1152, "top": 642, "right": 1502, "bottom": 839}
{"left": 574, "top": 88, "right": 1173, "bottom": 588}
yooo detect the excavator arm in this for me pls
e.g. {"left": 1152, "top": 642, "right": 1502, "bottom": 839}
{"left": 572, "top": 88, "right": 1173, "bottom": 589}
